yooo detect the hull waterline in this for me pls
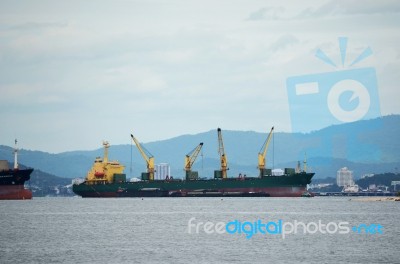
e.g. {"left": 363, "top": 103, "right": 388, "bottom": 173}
{"left": 73, "top": 173, "right": 314, "bottom": 198}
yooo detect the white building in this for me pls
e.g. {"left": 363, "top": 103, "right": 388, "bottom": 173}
{"left": 336, "top": 167, "right": 354, "bottom": 187}
{"left": 72, "top": 178, "right": 84, "bottom": 185}
{"left": 272, "top": 169, "right": 284, "bottom": 176}
{"left": 154, "top": 163, "right": 171, "bottom": 180}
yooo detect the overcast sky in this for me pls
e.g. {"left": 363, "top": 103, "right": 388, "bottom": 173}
{"left": 0, "top": 0, "right": 399, "bottom": 153}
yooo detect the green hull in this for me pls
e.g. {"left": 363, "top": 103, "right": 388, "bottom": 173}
{"left": 73, "top": 172, "right": 314, "bottom": 198}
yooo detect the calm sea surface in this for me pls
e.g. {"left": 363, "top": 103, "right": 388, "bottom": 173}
{"left": 1, "top": 197, "right": 399, "bottom": 264}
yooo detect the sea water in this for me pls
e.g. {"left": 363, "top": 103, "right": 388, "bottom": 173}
{"left": 1, "top": 197, "right": 399, "bottom": 264}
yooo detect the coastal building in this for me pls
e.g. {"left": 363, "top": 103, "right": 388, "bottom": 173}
{"left": 336, "top": 167, "right": 354, "bottom": 187}
{"left": 154, "top": 163, "right": 171, "bottom": 180}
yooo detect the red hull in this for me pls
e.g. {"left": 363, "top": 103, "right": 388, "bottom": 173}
{"left": 0, "top": 185, "right": 32, "bottom": 200}
{"left": 231, "top": 186, "right": 306, "bottom": 197}
{"left": 78, "top": 187, "right": 307, "bottom": 198}
{"left": 181, "top": 186, "right": 306, "bottom": 197}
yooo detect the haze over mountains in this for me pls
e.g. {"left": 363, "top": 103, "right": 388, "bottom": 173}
{"left": 1, "top": 115, "right": 399, "bottom": 180}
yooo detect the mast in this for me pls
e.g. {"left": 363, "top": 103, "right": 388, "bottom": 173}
{"left": 103, "top": 141, "right": 110, "bottom": 163}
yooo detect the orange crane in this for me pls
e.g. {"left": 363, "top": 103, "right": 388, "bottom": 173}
{"left": 184, "top": 142, "right": 203, "bottom": 180}
{"left": 258, "top": 126, "right": 274, "bottom": 177}
{"left": 130, "top": 134, "right": 155, "bottom": 180}
{"left": 216, "top": 128, "right": 228, "bottom": 179}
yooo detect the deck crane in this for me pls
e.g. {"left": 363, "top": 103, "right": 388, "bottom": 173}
{"left": 184, "top": 142, "right": 203, "bottom": 180}
{"left": 216, "top": 128, "right": 228, "bottom": 179}
{"left": 258, "top": 126, "right": 274, "bottom": 177}
{"left": 130, "top": 134, "right": 155, "bottom": 180}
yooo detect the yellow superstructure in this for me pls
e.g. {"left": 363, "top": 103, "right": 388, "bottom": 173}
{"left": 86, "top": 141, "right": 125, "bottom": 184}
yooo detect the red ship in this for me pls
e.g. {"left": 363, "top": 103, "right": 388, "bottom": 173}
{"left": 0, "top": 140, "right": 33, "bottom": 200}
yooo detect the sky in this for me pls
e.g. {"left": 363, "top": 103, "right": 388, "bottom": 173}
{"left": 0, "top": 0, "right": 399, "bottom": 153}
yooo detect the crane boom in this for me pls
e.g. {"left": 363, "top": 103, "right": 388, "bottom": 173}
{"left": 130, "top": 134, "right": 155, "bottom": 180}
{"left": 217, "top": 128, "right": 228, "bottom": 179}
{"left": 184, "top": 142, "right": 203, "bottom": 171}
{"left": 258, "top": 126, "right": 274, "bottom": 176}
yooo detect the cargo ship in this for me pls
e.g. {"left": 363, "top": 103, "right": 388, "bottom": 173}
{"left": 73, "top": 128, "right": 314, "bottom": 198}
{"left": 0, "top": 140, "right": 33, "bottom": 200}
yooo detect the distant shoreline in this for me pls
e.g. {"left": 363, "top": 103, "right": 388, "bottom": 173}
{"left": 351, "top": 197, "right": 400, "bottom": 202}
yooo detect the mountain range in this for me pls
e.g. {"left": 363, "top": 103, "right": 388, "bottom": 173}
{"left": 1, "top": 115, "right": 399, "bottom": 180}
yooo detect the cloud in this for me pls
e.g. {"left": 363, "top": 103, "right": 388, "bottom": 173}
{"left": 269, "top": 34, "right": 300, "bottom": 52}
{"left": 100, "top": 66, "right": 168, "bottom": 94}
{"left": 297, "top": 0, "right": 400, "bottom": 18}
{"left": 7, "top": 21, "right": 68, "bottom": 32}
{"left": 0, "top": 1, "right": 399, "bottom": 152}
{"left": 246, "top": 7, "right": 285, "bottom": 21}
